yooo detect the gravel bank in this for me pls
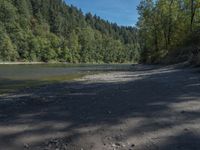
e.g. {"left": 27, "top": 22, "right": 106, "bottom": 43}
{"left": 0, "top": 65, "right": 200, "bottom": 150}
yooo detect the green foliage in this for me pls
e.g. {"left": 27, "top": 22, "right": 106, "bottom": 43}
{"left": 0, "top": 33, "right": 18, "bottom": 61}
{"left": 137, "top": 0, "right": 200, "bottom": 64}
{"left": 0, "top": 0, "right": 139, "bottom": 63}
{"left": 0, "top": 0, "right": 17, "bottom": 24}
{"left": 68, "top": 30, "right": 80, "bottom": 63}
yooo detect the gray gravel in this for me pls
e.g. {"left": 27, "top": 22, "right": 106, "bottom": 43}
{"left": 0, "top": 65, "right": 200, "bottom": 150}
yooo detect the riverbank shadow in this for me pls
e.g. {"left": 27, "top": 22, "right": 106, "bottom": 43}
{"left": 0, "top": 66, "right": 200, "bottom": 150}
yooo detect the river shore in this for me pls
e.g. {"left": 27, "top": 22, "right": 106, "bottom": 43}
{"left": 0, "top": 65, "right": 200, "bottom": 150}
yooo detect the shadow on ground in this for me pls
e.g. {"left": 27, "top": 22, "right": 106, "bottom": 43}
{"left": 0, "top": 65, "right": 200, "bottom": 150}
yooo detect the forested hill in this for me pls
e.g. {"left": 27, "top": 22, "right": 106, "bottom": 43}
{"left": 0, "top": 0, "right": 140, "bottom": 63}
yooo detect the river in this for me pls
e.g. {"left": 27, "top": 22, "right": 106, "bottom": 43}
{"left": 0, "top": 64, "right": 132, "bottom": 94}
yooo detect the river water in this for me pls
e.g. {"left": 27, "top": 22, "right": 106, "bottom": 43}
{"left": 0, "top": 64, "right": 132, "bottom": 80}
{"left": 0, "top": 64, "right": 133, "bottom": 94}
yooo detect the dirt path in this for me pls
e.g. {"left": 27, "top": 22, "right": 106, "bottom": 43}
{"left": 0, "top": 65, "right": 200, "bottom": 150}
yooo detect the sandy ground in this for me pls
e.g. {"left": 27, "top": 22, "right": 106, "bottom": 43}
{"left": 0, "top": 65, "right": 200, "bottom": 150}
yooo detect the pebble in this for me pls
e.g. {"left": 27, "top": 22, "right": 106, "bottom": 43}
{"left": 131, "top": 144, "right": 135, "bottom": 147}
{"left": 107, "top": 111, "right": 112, "bottom": 114}
{"left": 181, "top": 110, "right": 186, "bottom": 114}
{"left": 115, "top": 142, "right": 121, "bottom": 146}
{"left": 24, "top": 144, "right": 29, "bottom": 149}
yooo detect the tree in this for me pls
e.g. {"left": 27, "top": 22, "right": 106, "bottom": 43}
{"left": 0, "top": 33, "right": 18, "bottom": 61}
{"left": 14, "top": 0, "right": 32, "bottom": 29}
{"left": 38, "top": 37, "right": 56, "bottom": 62}
{"left": 0, "top": 1, "right": 17, "bottom": 24}
{"left": 79, "top": 27, "right": 95, "bottom": 62}
{"left": 68, "top": 30, "right": 80, "bottom": 63}
{"left": 60, "top": 40, "right": 72, "bottom": 62}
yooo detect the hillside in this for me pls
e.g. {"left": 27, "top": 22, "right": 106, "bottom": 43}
{"left": 0, "top": 0, "right": 140, "bottom": 63}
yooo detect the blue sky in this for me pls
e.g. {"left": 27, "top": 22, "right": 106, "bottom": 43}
{"left": 65, "top": 0, "right": 140, "bottom": 26}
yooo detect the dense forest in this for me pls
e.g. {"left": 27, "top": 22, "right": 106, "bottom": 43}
{"left": 137, "top": 0, "right": 200, "bottom": 65}
{"left": 2, "top": 0, "right": 200, "bottom": 65}
{"left": 0, "top": 0, "right": 140, "bottom": 63}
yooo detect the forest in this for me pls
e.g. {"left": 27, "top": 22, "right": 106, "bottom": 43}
{"left": 0, "top": 0, "right": 140, "bottom": 63}
{"left": 137, "top": 0, "right": 200, "bottom": 65}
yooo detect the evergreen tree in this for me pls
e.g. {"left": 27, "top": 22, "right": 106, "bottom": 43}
{"left": 68, "top": 30, "right": 80, "bottom": 63}
{"left": 0, "top": 33, "right": 18, "bottom": 61}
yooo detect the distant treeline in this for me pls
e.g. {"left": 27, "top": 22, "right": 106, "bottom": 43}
{"left": 137, "top": 0, "right": 200, "bottom": 65}
{"left": 0, "top": 0, "right": 140, "bottom": 63}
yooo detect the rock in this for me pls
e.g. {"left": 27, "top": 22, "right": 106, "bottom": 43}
{"left": 62, "top": 145, "right": 68, "bottom": 150}
{"left": 23, "top": 143, "right": 29, "bottom": 149}
{"left": 131, "top": 144, "right": 135, "bottom": 147}
{"left": 181, "top": 110, "right": 186, "bottom": 114}
{"left": 111, "top": 142, "right": 125, "bottom": 148}
{"left": 122, "top": 143, "right": 126, "bottom": 147}
{"left": 115, "top": 142, "right": 121, "bottom": 146}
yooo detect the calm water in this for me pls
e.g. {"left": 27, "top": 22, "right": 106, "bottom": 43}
{"left": 0, "top": 64, "right": 131, "bottom": 96}
{"left": 0, "top": 64, "right": 132, "bottom": 80}
{"left": 0, "top": 64, "right": 133, "bottom": 94}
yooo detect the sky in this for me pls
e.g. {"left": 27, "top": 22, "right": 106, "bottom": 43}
{"left": 65, "top": 0, "right": 141, "bottom": 27}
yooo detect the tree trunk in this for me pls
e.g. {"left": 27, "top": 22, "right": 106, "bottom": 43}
{"left": 190, "top": 0, "right": 196, "bottom": 31}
